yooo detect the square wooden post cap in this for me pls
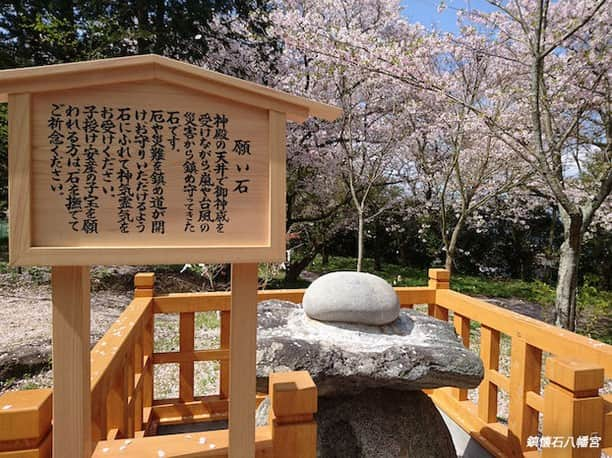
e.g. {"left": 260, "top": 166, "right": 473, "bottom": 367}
{"left": 270, "top": 371, "right": 317, "bottom": 418}
{"left": 545, "top": 357, "right": 604, "bottom": 393}
{"left": 0, "top": 389, "right": 52, "bottom": 442}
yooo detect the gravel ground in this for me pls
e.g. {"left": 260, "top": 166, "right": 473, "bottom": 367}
{"left": 0, "top": 282, "right": 130, "bottom": 390}
{"left": 0, "top": 281, "right": 223, "bottom": 397}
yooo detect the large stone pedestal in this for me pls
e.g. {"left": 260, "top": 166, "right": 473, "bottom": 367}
{"left": 256, "top": 299, "right": 483, "bottom": 458}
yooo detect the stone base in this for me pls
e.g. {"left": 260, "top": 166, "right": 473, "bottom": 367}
{"left": 316, "top": 389, "right": 455, "bottom": 458}
{"left": 257, "top": 389, "right": 456, "bottom": 458}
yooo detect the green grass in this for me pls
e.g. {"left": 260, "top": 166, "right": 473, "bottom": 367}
{"left": 305, "top": 256, "right": 611, "bottom": 343}
{"left": 308, "top": 255, "right": 560, "bottom": 305}
{"left": 451, "top": 276, "right": 556, "bottom": 306}
{"left": 0, "top": 220, "right": 7, "bottom": 262}
{"left": 309, "top": 256, "right": 426, "bottom": 286}
{"left": 195, "top": 311, "right": 220, "bottom": 329}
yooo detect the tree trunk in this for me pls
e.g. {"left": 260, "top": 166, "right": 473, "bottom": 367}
{"left": 444, "top": 251, "right": 454, "bottom": 273}
{"left": 545, "top": 205, "right": 558, "bottom": 284}
{"left": 356, "top": 211, "right": 364, "bottom": 272}
{"left": 554, "top": 210, "right": 582, "bottom": 331}
{"left": 374, "top": 222, "right": 383, "bottom": 271}
{"left": 135, "top": 0, "right": 151, "bottom": 53}
{"left": 321, "top": 248, "right": 329, "bottom": 267}
{"left": 444, "top": 217, "right": 465, "bottom": 275}
{"left": 286, "top": 251, "right": 318, "bottom": 284}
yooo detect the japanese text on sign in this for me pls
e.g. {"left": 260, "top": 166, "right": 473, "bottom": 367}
{"left": 47, "top": 104, "right": 252, "bottom": 235}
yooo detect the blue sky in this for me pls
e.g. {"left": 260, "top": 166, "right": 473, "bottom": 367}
{"left": 400, "top": 0, "right": 496, "bottom": 34}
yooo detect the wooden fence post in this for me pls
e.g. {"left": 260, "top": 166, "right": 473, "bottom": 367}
{"left": 542, "top": 357, "right": 604, "bottom": 458}
{"left": 428, "top": 268, "right": 450, "bottom": 321}
{"left": 220, "top": 310, "right": 231, "bottom": 399}
{"left": 451, "top": 313, "right": 471, "bottom": 401}
{"left": 91, "top": 382, "right": 108, "bottom": 444}
{"left": 478, "top": 325, "right": 500, "bottom": 424}
{"left": 135, "top": 273, "right": 155, "bottom": 422}
{"left": 229, "top": 263, "right": 259, "bottom": 458}
{"left": 508, "top": 338, "right": 542, "bottom": 453}
{"left": 428, "top": 268, "right": 450, "bottom": 289}
{"left": 270, "top": 371, "right": 317, "bottom": 458}
{"left": 179, "top": 312, "right": 195, "bottom": 402}
{"left": 0, "top": 389, "right": 52, "bottom": 457}
{"left": 52, "top": 265, "right": 92, "bottom": 458}
{"left": 134, "top": 272, "right": 155, "bottom": 298}
{"left": 604, "top": 394, "right": 612, "bottom": 450}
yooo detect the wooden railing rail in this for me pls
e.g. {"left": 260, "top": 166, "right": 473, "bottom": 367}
{"left": 90, "top": 273, "right": 155, "bottom": 443}
{"left": 426, "top": 268, "right": 611, "bottom": 458}
{"left": 434, "top": 289, "right": 612, "bottom": 375}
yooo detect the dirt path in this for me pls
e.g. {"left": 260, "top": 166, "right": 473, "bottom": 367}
{"left": 0, "top": 279, "right": 222, "bottom": 396}
{"left": 0, "top": 283, "right": 131, "bottom": 391}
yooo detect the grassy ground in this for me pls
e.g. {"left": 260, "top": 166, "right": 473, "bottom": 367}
{"left": 153, "top": 311, "right": 221, "bottom": 400}
{"left": 0, "top": 221, "right": 7, "bottom": 263}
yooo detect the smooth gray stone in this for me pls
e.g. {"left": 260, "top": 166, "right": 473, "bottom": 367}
{"left": 256, "top": 300, "right": 484, "bottom": 397}
{"left": 303, "top": 271, "right": 400, "bottom": 325}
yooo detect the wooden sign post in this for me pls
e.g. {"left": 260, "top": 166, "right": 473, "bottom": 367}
{"left": 1, "top": 55, "right": 341, "bottom": 458}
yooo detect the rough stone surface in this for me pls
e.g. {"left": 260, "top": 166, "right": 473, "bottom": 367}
{"left": 302, "top": 271, "right": 400, "bottom": 325}
{"left": 253, "top": 390, "right": 456, "bottom": 458}
{"left": 316, "top": 389, "right": 456, "bottom": 458}
{"left": 256, "top": 300, "right": 483, "bottom": 396}
{"left": 255, "top": 396, "right": 270, "bottom": 427}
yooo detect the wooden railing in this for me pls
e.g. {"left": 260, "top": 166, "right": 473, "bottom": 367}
{"left": 423, "top": 269, "right": 612, "bottom": 458}
{"left": 0, "top": 268, "right": 610, "bottom": 458}
{"left": 148, "top": 287, "right": 305, "bottom": 427}
{"left": 88, "top": 273, "right": 155, "bottom": 443}
{"left": 143, "top": 269, "right": 611, "bottom": 458}
{"left": 0, "top": 274, "right": 316, "bottom": 458}
{"left": 90, "top": 371, "right": 316, "bottom": 457}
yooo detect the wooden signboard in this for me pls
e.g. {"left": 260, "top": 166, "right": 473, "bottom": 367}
{"left": 1, "top": 55, "right": 340, "bottom": 458}
{"left": 3, "top": 55, "right": 341, "bottom": 266}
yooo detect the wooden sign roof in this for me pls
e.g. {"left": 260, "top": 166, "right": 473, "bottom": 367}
{"left": 0, "top": 54, "right": 341, "bottom": 122}
{"left": 3, "top": 55, "right": 341, "bottom": 266}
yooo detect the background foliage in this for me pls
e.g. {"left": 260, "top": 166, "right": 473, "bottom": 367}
{"left": 0, "top": 0, "right": 609, "bottom": 333}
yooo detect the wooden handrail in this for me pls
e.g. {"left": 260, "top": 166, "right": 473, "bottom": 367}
{"left": 425, "top": 269, "right": 610, "bottom": 458}
{"left": 435, "top": 289, "right": 612, "bottom": 376}
{"left": 2, "top": 268, "right": 610, "bottom": 458}
{"left": 91, "top": 426, "right": 274, "bottom": 457}
{"left": 90, "top": 273, "right": 155, "bottom": 442}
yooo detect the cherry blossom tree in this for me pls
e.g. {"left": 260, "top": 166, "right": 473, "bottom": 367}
{"left": 271, "top": 0, "right": 411, "bottom": 272}
{"left": 455, "top": 0, "right": 611, "bottom": 329}
{"left": 292, "top": 0, "right": 609, "bottom": 329}
{"left": 403, "top": 38, "right": 531, "bottom": 272}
